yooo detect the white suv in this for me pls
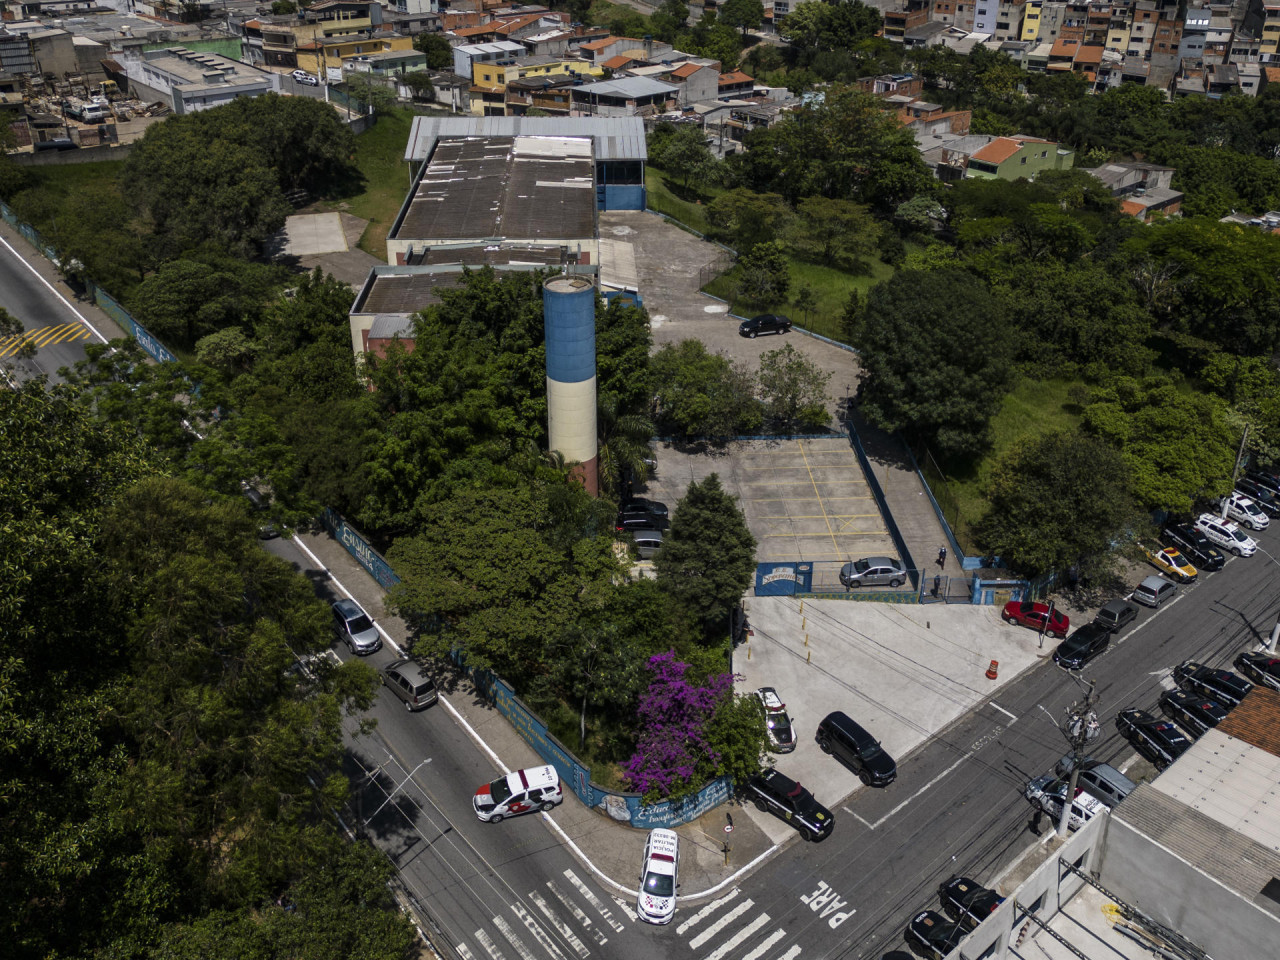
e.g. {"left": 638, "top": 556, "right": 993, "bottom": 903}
{"left": 1222, "top": 493, "right": 1270, "bottom": 531}
{"left": 1195, "top": 512, "right": 1257, "bottom": 557}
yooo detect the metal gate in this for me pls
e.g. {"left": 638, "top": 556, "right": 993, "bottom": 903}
{"left": 921, "top": 574, "right": 972, "bottom": 604}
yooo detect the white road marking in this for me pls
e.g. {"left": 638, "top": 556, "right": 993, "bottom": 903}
{"left": 546, "top": 880, "right": 608, "bottom": 946}
{"left": 564, "top": 869, "right": 625, "bottom": 932}
{"left": 0, "top": 233, "right": 111, "bottom": 344}
{"left": 529, "top": 892, "right": 590, "bottom": 959}
{"left": 456, "top": 944, "right": 477, "bottom": 960}
{"left": 869, "top": 751, "right": 973, "bottom": 830}
{"left": 843, "top": 806, "right": 876, "bottom": 830}
{"left": 689, "top": 900, "right": 754, "bottom": 950}
{"left": 611, "top": 896, "right": 639, "bottom": 923}
{"left": 701, "top": 912, "right": 771, "bottom": 960}
{"left": 988, "top": 701, "right": 1017, "bottom": 722}
{"left": 493, "top": 915, "right": 537, "bottom": 960}
{"left": 678, "top": 889, "right": 740, "bottom": 935}
{"left": 475, "top": 929, "right": 507, "bottom": 960}
{"left": 776, "top": 945, "right": 802, "bottom": 960}
{"left": 510, "top": 903, "right": 568, "bottom": 960}
{"left": 740, "top": 929, "right": 788, "bottom": 960}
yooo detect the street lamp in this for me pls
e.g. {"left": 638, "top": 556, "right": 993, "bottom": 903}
{"left": 1056, "top": 679, "right": 1100, "bottom": 838}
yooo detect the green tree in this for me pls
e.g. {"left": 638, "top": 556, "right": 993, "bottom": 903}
{"left": 598, "top": 394, "right": 656, "bottom": 500}
{"left": 654, "top": 474, "right": 758, "bottom": 641}
{"left": 651, "top": 122, "right": 717, "bottom": 189}
{"left": 343, "top": 73, "right": 398, "bottom": 115}
{"left": 736, "top": 239, "right": 791, "bottom": 303}
{"left": 977, "top": 429, "right": 1139, "bottom": 578}
{"left": 706, "top": 187, "right": 793, "bottom": 251}
{"left": 856, "top": 268, "right": 1017, "bottom": 458}
{"left": 400, "top": 70, "right": 437, "bottom": 101}
{"left": 791, "top": 283, "right": 816, "bottom": 326}
{"left": 756, "top": 342, "right": 831, "bottom": 429}
{"left": 719, "top": 0, "right": 763, "bottom": 38}
{"left": 785, "top": 195, "right": 879, "bottom": 270}
{"left": 704, "top": 689, "right": 768, "bottom": 786}
{"left": 413, "top": 31, "right": 454, "bottom": 69}
{"left": 651, "top": 339, "right": 761, "bottom": 439}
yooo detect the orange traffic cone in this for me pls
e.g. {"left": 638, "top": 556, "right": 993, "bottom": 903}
{"left": 986, "top": 660, "right": 999, "bottom": 680}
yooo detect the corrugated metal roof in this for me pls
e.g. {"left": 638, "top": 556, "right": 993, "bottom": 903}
{"left": 406, "top": 116, "right": 646, "bottom": 162}
{"left": 573, "top": 76, "right": 678, "bottom": 98}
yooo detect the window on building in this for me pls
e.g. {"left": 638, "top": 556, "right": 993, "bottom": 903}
{"left": 1020, "top": 156, "right": 1027, "bottom": 164}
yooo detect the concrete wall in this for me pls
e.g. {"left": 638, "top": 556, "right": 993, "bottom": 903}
{"left": 1098, "top": 816, "right": 1280, "bottom": 960}
{"left": 11, "top": 142, "right": 134, "bottom": 165}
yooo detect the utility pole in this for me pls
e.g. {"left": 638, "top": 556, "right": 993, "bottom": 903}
{"left": 1221, "top": 424, "right": 1249, "bottom": 520}
{"left": 1057, "top": 679, "right": 1100, "bottom": 838}
{"left": 1038, "top": 599, "right": 1055, "bottom": 650}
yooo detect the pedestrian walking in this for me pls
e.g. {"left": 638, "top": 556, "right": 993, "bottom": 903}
{"left": 933, "top": 574, "right": 941, "bottom": 597}
{"left": 937, "top": 546, "right": 947, "bottom": 568}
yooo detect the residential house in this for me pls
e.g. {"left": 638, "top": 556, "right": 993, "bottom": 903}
{"left": 468, "top": 53, "right": 601, "bottom": 115}
{"left": 717, "top": 69, "right": 754, "bottom": 98}
{"left": 570, "top": 75, "right": 679, "bottom": 117}
{"left": 452, "top": 40, "right": 524, "bottom": 80}
{"left": 972, "top": 0, "right": 1028, "bottom": 40}
{"left": 965, "top": 134, "right": 1074, "bottom": 179}
{"left": 1087, "top": 161, "right": 1183, "bottom": 219}
{"left": 576, "top": 36, "right": 670, "bottom": 64}
{"left": 855, "top": 72, "right": 924, "bottom": 97}
{"left": 1263, "top": 2, "right": 1280, "bottom": 63}
{"left": 296, "top": 33, "right": 414, "bottom": 81}
{"left": 885, "top": 0, "right": 932, "bottom": 41}
{"left": 344, "top": 48, "right": 428, "bottom": 77}
{"left": 118, "top": 47, "right": 276, "bottom": 115}
{"left": 665, "top": 60, "right": 720, "bottom": 104}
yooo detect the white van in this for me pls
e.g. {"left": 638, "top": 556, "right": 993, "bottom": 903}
{"left": 472, "top": 765, "right": 563, "bottom": 822}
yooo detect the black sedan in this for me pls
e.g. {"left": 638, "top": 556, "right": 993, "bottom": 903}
{"left": 1159, "top": 690, "right": 1228, "bottom": 738}
{"left": 1116, "top": 709, "right": 1191, "bottom": 770}
{"left": 742, "top": 769, "right": 833, "bottom": 842}
{"left": 938, "top": 876, "right": 1004, "bottom": 931}
{"left": 905, "top": 910, "right": 967, "bottom": 959}
{"left": 738, "top": 314, "right": 791, "bottom": 338}
{"left": 620, "top": 497, "right": 668, "bottom": 520}
{"left": 1172, "top": 660, "right": 1253, "bottom": 708}
{"left": 1234, "top": 652, "right": 1280, "bottom": 692}
{"left": 1053, "top": 621, "right": 1111, "bottom": 671}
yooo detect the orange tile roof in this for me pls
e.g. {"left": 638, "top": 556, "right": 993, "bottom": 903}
{"left": 670, "top": 61, "right": 704, "bottom": 78}
{"left": 601, "top": 54, "right": 636, "bottom": 69}
{"left": 1265, "top": 66, "right": 1280, "bottom": 83}
{"left": 1050, "top": 38, "right": 1079, "bottom": 57}
{"left": 718, "top": 71, "right": 753, "bottom": 84}
{"left": 1217, "top": 687, "right": 1280, "bottom": 758}
{"left": 495, "top": 13, "right": 544, "bottom": 35}
{"left": 1074, "top": 44, "right": 1104, "bottom": 64}
{"left": 970, "top": 137, "right": 1024, "bottom": 165}
{"left": 244, "top": 18, "right": 262, "bottom": 28}
{"left": 1120, "top": 199, "right": 1146, "bottom": 217}
{"left": 453, "top": 23, "right": 494, "bottom": 37}
{"left": 580, "top": 36, "right": 619, "bottom": 51}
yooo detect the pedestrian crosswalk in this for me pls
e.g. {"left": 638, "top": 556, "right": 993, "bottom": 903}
{"left": 452, "top": 869, "right": 803, "bottom": 960}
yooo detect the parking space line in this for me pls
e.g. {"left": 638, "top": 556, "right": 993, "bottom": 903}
{"left": 843, "top": 807, "right": 876, "bottom": 830}
{"left": 795, "top": 441, "right": 843, "bottom": 556}
{"left": 988, "top": 701, "right": 1017, "bottom": 722}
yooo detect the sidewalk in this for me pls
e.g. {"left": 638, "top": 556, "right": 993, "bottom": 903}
{"left": 294, "top": 527, "right": 779, "bottom": 901}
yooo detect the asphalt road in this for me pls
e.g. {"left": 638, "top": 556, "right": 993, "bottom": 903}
{"left": 741, "top": 523, "right": 1280, "bottom": 960}
{"left": 0, "top": 231, "right": 108, "bottom": 384}
{"left": 266, "top": 518, "right": 1280, "bottom": 960}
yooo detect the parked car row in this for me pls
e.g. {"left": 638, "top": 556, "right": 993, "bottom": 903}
{"left": 616, "top": 496, "right": 670, "bottom": 561}
{"left": 903, "top": 876, "right": 1005, "bottom": 958}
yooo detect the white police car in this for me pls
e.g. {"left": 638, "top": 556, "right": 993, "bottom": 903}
{"left": 636, "top": 829, "right": 679, "bottom": 924}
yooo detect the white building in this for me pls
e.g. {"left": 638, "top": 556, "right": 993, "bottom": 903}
{"left": 119, "top": 47, "right": 278, "bottom": 115}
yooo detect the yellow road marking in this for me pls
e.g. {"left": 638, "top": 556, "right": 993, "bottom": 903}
{"left": 0, "top": 322, "right": 91, "bottom": 357}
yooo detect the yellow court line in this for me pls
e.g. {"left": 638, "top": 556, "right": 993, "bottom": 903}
{"left": 795, "top": 439, "right": 843, "bottom": 555}
{"left": 756, "top": 513, "right": 883, "bottom": 521}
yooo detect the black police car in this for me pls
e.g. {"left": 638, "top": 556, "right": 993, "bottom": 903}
{"left": 1116, "top": 709, "right": 1190, "bottom": 769}
{"left": 743, "top": 769, "right": 833, "bottom": 842}
{"left": 1234, "top": 652, "right": 1280, "bottom": 692}
{"left": 1172, "top": 660, "right": 1253, "bottom": 707}
{"left": 1159, "top": 522, "right": 1225, "bottom": 572}
{"left": 1053, "top": 621, "right": 1111, "bottom": 671}
{"left": 905, "top": 910, "right": 967, "bottom": 959}
{"left": 938, "top": 876, "right": 1004, "bottom": 931}
{"left": 1159, "top": 690, "right": 1228, "bottom": 738}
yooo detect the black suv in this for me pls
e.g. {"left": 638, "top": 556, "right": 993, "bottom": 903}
{"left": 816, "top": 711, "right": 897, "bottom": 786}
{"left": 619, "top": 497, "right": 668, "bottom": 520}
{"left": 905, "top": 910, "right": 967, "bottom": 959}
{"left": 1234, "top": 652, "right": 1280, "bottom": 692}
{"left": 743, "top": 769, "right": 834, "bottom": 841}
{"left": 1245, "top": 470, "right": 1280, "bottom": 497}
{"left": 938, "top": 876, "right": 1003, "bottom": 931}
{"left": 1160, "top": 522, "right": 1226, "bottom": 572}
{"left": 1172, "top": 660, "right": 1253, "bottom": 707}
{"left": 1159, "top": 690, "right": 1228, "bottom": 738}
{"left": 616, "top": 510, "right": 670, "bottom": 533}
{"left": 1053, "top": 621, "right": 1111, "bottom": 671}
{"left": 738, "top": 313, "right": 791, "bottom": 338}
{"left": 1116, "top": 709, "right": 1190, "bottom": 769}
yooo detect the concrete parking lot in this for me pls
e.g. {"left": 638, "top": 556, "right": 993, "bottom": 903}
{"left": 733, "top": 598, "right": 1047, "bottom": 843}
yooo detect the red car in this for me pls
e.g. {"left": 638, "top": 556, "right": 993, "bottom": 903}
{"left": 1001, "top": 601, "right": 1069, "bottom": 639}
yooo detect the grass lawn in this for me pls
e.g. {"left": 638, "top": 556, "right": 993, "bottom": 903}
{"left": 928, "top": 379, "right": 1085, "bottom": 551}
{"left": 644, "top": 167, "right": 725, "bottom": 236}
{"left": 313, "top": 108, "right": 417, "bottom": 260}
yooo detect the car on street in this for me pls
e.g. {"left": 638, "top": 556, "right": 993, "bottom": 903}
{"left": 1159, "top": 690, "right": 1228, "bottom": 738}
{"left": 816, "top": 711, "right": 897, "bottom": 785}
{"left": 1116, "top": 709, "right": 1190, "bottom": 769}
{"left": 1140, "top": 544, "right": 1198, "bottom": 583}
{"left": 738, "top": 313, "right": 791, "bottom": 338}
{"left": 636, "top": 828, "right": 679, "bottom": 924}
{"left": 905, "top": 910, "right": 967, "bottom": 959}
{"left": 742, "top": 769, "right": 834, "bottom": 841}
{"left": 937, "top": 876, "right": 1004, "bottom": 931}
{"left": 1220, "top": 492, "right": 1270, "bottom": 531}
{"left": 616, "top": 510, "right": 670, "bottom": 532}
{"left": 1245, "top": 470, "right": 1280, "bottom": 497}
{"left": 1233, "top": 478, "right": 1280, "bottom": 517}
{"left": 473, "top": 765, "right": 563, "bottom": 823}
{"left": 1095, "top": 599, "right": 1138, "bottom": 633}
{"left": 1001, "top": 600, "right": 1069, "bottom": 639}
{"left": 381, "top": 659, "right": 438, "bottom": 712}
{"left": 1159, "top": 522, "right": 1225, "bottom": 572}
{"left": 1233, "top": 652, "right": 1280, "bottom": 692}
{"left": 629, "top": 527, "right": 664, "bottom": 560}
{"left": 756, "top": 687, "right": 796, "bottom": 752}
{"left": 620, "top": 496, "right": 668, "bottom": 520}
{"left": 1194, "top": 512, "right": 1257, "bottom": 556}
{"left": 332, "top": 598, "right": 382, "bottom": 655}
{"left": 1031, "top": 785, "right": 1107, "bottom": 831}
{"left": 291, "top": 69, "right": 319, "bottom": 85}
{"left": 1172, "top": 660, "right": 1253, "bottom": 707}
{"left": 1053, "top": 621, "right": 1111, "bottom": 670}
{"left": 839, "top": 556, "right": 907, "bottom": 589}
{"left": 1049, "top": 756, "right": 1136, "bottom": 808}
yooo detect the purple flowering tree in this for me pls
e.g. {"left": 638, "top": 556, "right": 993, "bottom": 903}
{"left": 623, "top": 651, "right": 737, "bottom": 801}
